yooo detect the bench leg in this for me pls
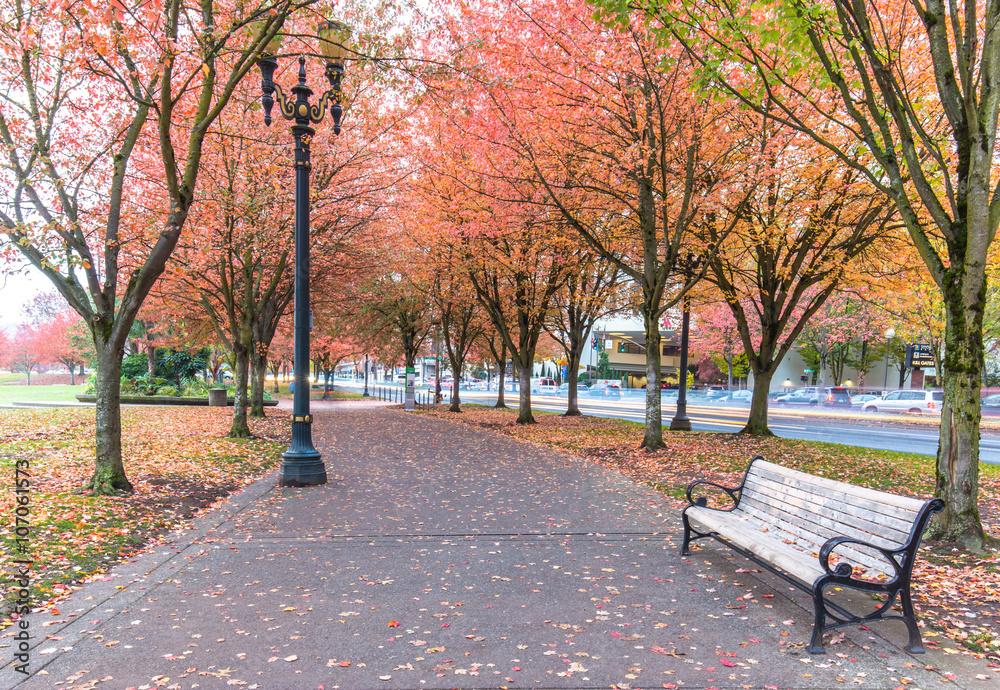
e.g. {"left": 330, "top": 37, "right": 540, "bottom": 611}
{"left": 808, "top": 587, "right": 828, "bottom": 654}
{"left": 899, "top": 588, "right": 926, "bottom": 653}
{"left": 681, "top": 512, "right": 693, "bottom": 555}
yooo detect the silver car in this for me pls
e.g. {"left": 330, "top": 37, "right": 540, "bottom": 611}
{"left": 862, "top": 390, "right": 943, "bottom": 414}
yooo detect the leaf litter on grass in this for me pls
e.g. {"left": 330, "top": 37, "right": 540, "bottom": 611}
{"left": 418, "top": 403, "right": 1000, "bottom": 664}
{"left": 0, "top": 406, "right": 287, "bottom": 628}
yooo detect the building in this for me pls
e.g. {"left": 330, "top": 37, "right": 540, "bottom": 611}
{"left": 587, "top": 317, "right": 927, "bottom": 392}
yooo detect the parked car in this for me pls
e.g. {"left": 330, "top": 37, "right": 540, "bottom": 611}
{"left": 490, "top": 379, "right": 517, "bottom": 392}
{"left": 588, "top": 382, "right": 622, "bottom": 399}
{"left": 823, "top": 386, "right": 852, "bottom": 407}
{"left": 557, "top": 382, "right": 588, "bottom": 396}
{"left": 771, "top": 386, "right": 850, "bottom": 407}
{"left": 770, "top": 386, "right": 824, "bottom": 406}
{"left": 982, "top": 393, "right": 1000, "bottom": 416}
{"left": 850, "top": 393, "right": 880, "bottom": 408}
{"left": 531, "top": 377, "right": 558, "bottom": 394}
{"left": 705, "top": 385, "right": 728, "bottom": 399}
{"left": 711, "top": 389, "right": 753, "bottom": 405}
{"left": 862, "top": 389, "right": 943, "bottom": 414}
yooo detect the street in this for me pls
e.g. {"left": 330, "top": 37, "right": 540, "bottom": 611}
{"left": 348, "top": 381, "right": 1000, "bottom": 465}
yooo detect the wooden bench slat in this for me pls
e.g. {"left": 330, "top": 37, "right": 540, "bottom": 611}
{"left": 740, "top": 484, "right": 914, "bottom": 552}
{"left": 736, "top": 501, "right": 895, "bottom": 578}
{"left": 745, "top": 474, "right": 922, "bottom": 533}
{"left": 738, "top": 484, "right": 913, "bottom": 547}
{"left": 750, "top": 462, "right": 928, "bottom": 514}
{"left": 743, "top": 469, "right": 919, "bottom": 534}
{"left": 685, "top": 506, "right": 826, "bottom": 582}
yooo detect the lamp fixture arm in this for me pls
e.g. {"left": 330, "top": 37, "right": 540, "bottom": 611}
{"left": 256, "top": 56, "right": 344, "bottom": 133}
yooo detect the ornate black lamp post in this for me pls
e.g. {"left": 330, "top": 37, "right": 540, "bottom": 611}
{"left": 252, "top": 19, "right": 352, "bottom": 486}
{"left": 670, "top": 255, "right": 702, "bottom": 432}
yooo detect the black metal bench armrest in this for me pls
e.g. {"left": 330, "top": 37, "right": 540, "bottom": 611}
{"left": 819, "top": 536, "right": 902, "bottom": 581}
{"left": 685, "top": 479, "right": 741, "bottom": 509}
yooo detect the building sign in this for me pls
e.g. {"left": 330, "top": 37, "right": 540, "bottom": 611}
{"left": 906, "top": 343, "right": 935, "bottom": 369}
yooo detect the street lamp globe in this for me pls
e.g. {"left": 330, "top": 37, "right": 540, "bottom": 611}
{"left": 248, "top": 20, "right": 285, "bottom": 57}
{"left": 317, "top": 20, "right": 352, "bottom": 62}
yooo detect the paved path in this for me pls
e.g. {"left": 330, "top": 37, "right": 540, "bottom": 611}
{"left": 3, "top": 403, "right": 985, "bottom": 689}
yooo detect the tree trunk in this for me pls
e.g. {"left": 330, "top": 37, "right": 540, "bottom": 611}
{"left": 249, "top": 348, "right": 266, "bottom": 418}
{"left": 87, "top": 333, "right": 133, "bottom": 494}
{"left": 565, "top": 348, "right": 582, "bottom": 417}
{"left": 69, "top": 365, "right": 76, "bottom": 386}
{"left": 742, "top": 368, "right": 776, "bottom": 436}
{"left": 929, "top": 279, "right": 989, "bottom": 550}
{"left": 449, "top": 379, "right": 461, "bottom": 412}
{"left": 641, "top": 310, "right": 664, "bottom": 449}
{"left": 147, "top": 343, "right": 156, "bottom": 378}
{"left": 517, "top": 365, "right": 534, "bottom": 424}
{"left": 229, "top": 342, "right": 251, "bottom": 438}
{"left": 494, "top": 353, "right": 507, "bottom": 409}
{"left": 271, "top": 363, "right": 280, "bottom": 393}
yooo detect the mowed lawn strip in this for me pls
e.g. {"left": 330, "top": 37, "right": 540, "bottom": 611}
{"left": 418, "top": 403, "right": 1000, "bottom": 662}
{"left": 0, "top": 406, "right": 286, "bottom": 626}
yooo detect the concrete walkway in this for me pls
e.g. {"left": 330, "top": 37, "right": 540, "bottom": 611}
{"left": 3, "top": 403, "right": 987, "bottom": 689}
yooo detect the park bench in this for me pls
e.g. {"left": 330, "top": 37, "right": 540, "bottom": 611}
{"left": 681, "top": 456, "right": 945, "bottom": 653}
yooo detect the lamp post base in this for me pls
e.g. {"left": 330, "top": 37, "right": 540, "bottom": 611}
{"left": 670, "top": 403, "right": 692, "bottom": 431}
{"left": 278, "top": 451, "right": 327, "bottom": 486}
{"left": 279, "top": 421, "right": 327, "bottom": 486}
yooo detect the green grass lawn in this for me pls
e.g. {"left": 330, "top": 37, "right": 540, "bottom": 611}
{"left": 0, "top": 384, "right": 85, "bottom": 404}
{"left": 0, "top": 382, "right": 369, "bottom": 405}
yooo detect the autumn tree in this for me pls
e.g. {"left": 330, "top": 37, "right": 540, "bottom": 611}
{"left": 795, "top": 294, "right": 880, "bottom": 386}
{"left": 339, "top": 269, "right": 434, "bottom": 373}
{"left": 427, "top": 0, "right": 750, "bottom": 444}
{"left": 312, "top": 330, "right": 357, "bottom": 398}
{"left": 690, "top": 299, "right": 746, "bottom": 390}
{"left": 481, "top": 328, "right": 512, "bottom": 409}
{"left": 618, "top": 0, "right": 1000, "bottom": 550}
{"left": 697, "top": 115, "right": 899, "bottom": 434}
{"left": 428, "top": 270, "right": 487, "bottom": 413}
{"left": 545, "top": 256, "right": 624, "bottom": 415}
{"left": 38, "top": 310, "right": 91, "bottom": 384}
{"left": 0, "top": 0, "right": 320, "bottom": 493}
{"left": 3, "top": 323, "right": 47, "bottom": 384}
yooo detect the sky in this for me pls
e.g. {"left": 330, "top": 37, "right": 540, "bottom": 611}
{"left": 0, "top": 264, "right": 47, "bottom": 330}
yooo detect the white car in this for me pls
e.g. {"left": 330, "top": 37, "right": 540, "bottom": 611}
{"left": 862, "top": 390, "right": 943, "bottom": 414}
{"left": 712, "top": 389, "right": 753, "bottom": 405}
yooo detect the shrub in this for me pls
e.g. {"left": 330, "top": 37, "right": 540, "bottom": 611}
{"left": 120, "top": 378, "right": 137, "bottom": 394}
{"left": 181, "top": 378, "right": 210, "bottom": 397}
{"left": 156, "top": 385, "right": 180, "bottom": 397}
{"left": 121, "top": 352, "right": 150, "bottom": 380}
{"left": 133, "top": 374, "right": 168, "bottom": 395}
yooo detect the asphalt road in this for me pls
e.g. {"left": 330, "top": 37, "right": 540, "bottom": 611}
{"left": 347, "top": 382, "right": 1000, "bottom": 465}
